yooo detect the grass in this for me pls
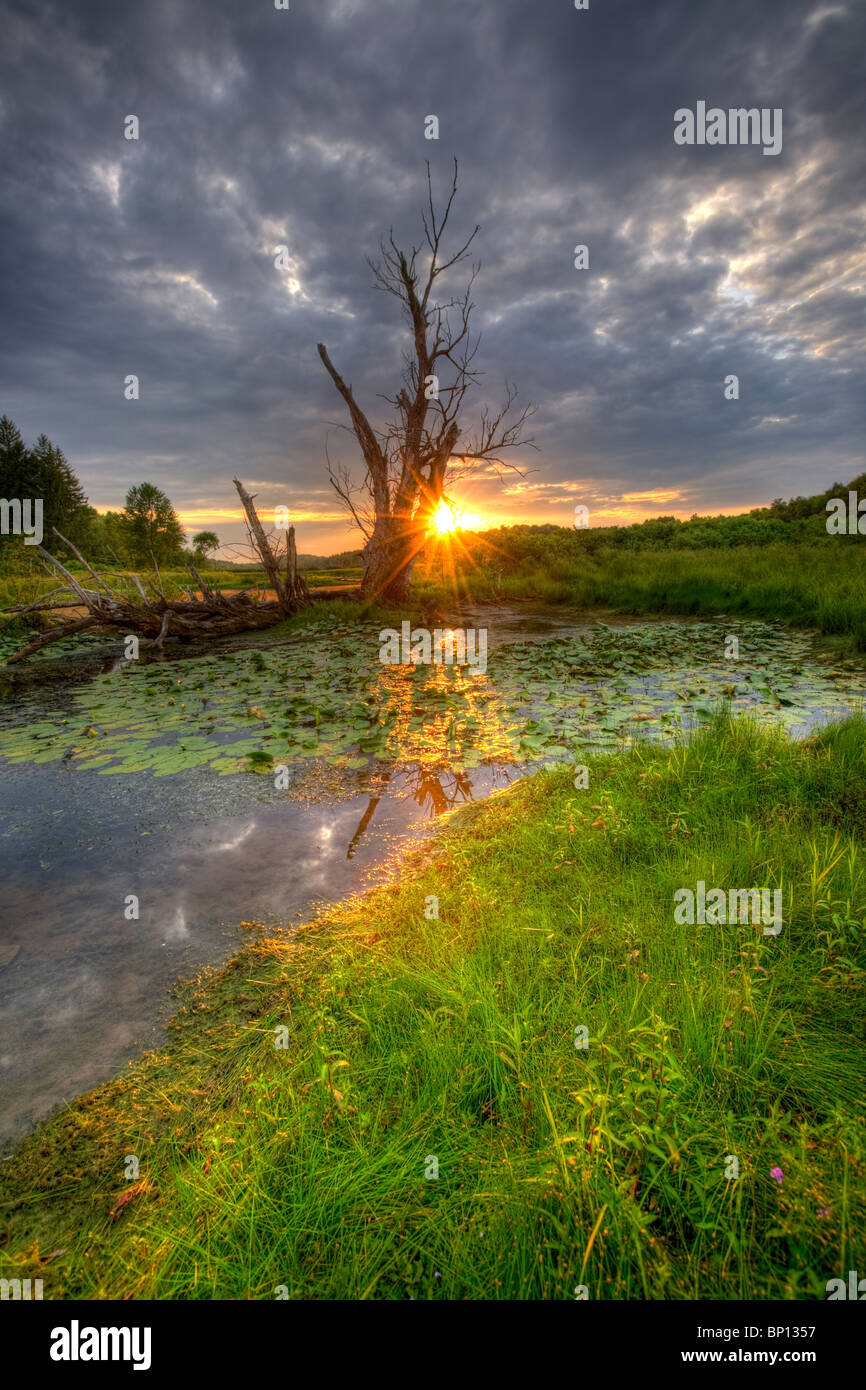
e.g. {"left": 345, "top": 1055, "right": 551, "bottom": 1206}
{"left": 1, "top": 712, "right": 864, "bottom": 1300}
{"left": 0, "top": 565, "right": 362, "bottom": 612}
{"left": 416, "top": 540, "right": 866, "bottom": 652}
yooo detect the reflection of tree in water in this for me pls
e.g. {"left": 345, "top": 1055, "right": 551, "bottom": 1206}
{"left": 411, "top": 767, "right": 473, "bottom": 816}
{"left": 345, "top": 763, "right": 516, "bottom": 859}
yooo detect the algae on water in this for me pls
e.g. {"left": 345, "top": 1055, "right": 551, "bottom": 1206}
{"left": 0, "top": 619, "right": 861, "bottom": 779}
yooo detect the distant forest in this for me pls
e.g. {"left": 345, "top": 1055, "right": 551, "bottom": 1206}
{"left": 456, "top": 471, "right": 866, "bottom": 565}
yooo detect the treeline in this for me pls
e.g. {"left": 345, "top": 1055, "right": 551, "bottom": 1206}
{"left": 297, "top": 549, "right": 363, "bottom": 571}
{"left": 764, "top": 474, "right": 866, "bottom": 521}
{"left": 450, "top": 472, "right": 866, "bottom": 569}
{"left": 0, "top": 416, "right": 218, "bottom": 570}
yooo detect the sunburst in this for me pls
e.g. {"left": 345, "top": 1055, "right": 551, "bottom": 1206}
{"left": 430, "top": 500, "right": 458, "bottom": 536}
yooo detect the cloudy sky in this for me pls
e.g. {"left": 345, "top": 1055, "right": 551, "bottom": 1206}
{"left": 1, "top": 0, "right": 863, "bottom": 555}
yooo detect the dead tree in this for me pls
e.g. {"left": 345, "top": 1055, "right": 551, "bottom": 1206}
{"left": 318, "top": 159, "right": 535, "bottom": 604}
{"left": 233, "top": 477, "right": 310, "bottom": 606}
{"left": 2, "top": 479, "right": 311, "bottom": 664}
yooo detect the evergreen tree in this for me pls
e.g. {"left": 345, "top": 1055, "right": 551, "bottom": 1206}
{"left": 29, "top": 433, "right": 91, "bottom": 546}
{"left": 1, "top": 416, "right": 92, "bottom": 552}
{"left": 0, "top": 415, "right": 30, "bottom": 503}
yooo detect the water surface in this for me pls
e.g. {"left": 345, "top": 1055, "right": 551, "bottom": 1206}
{"left": 0, "top": 606, "right": 862, "bottom": 1143}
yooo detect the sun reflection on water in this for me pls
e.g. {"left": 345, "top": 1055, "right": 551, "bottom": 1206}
{"left": 370, "top": 662, "right": 516, "bottom": 770}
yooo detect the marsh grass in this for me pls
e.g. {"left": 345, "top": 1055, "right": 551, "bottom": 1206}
{"left": 415, "top": 542, "right": 866, "bottom": 651}
{"left": 1, "top": 714, "right": 864, "bottom": 1300}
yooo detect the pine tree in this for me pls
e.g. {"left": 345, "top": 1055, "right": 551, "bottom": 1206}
{"left": 0, "top": 415, "right": 30, "bottom": 504}
{"left": 29, "top": 434, "right": 91, "bottom": 545}
{"left": 0, "top": 416, "right": 93, "bottom": 552}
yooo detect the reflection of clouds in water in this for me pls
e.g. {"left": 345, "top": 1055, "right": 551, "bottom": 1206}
{"left": 51, "top": 969, "right": 102, "bottom": 1025}
{"left": 163, "top": 907, "right": 189, "bottom": 942}
{"left": 208, "top": 821, "right": 257, "bottom": 853}
{"left": 0, "top": 766, "right": 507, "bottom": 1141}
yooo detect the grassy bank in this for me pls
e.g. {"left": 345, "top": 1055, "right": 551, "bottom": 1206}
{"left": 1, "top": 714, "right": 864, "bottom": 1299}
{"left": 416, "top": 541, "right": 866, "bottom": 652}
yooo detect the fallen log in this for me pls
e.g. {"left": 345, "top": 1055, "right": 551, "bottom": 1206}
{"left": 2, "top": 479, "right": 313, "bottom": 663}
{"left": 5, "top": 616, "right": 102, "bottom": 664}
{"left": 1, "top": 591, "right": 79, "bottom": 616}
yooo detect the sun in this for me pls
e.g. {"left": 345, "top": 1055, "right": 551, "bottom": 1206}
{"left": 430, "top": 500, "right": 458, "bottom": 536}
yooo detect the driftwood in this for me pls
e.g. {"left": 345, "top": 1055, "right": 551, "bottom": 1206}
{"left": 2, "top": 478, "right": 312, "bottom": 664}
{"left": 6, "top": 616, "right": 102, "bottom": 662}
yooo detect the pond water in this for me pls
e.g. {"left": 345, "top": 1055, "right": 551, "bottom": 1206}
{"left": 0, "top": 605, "right": 862, "bottom": 1143}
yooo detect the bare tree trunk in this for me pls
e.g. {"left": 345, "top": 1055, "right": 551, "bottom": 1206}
{"left": 316, "top": 164, "right": 533, "bottom": 603}
{"left": 285, "top": 525, "right": 310, "bottom": 603}
{"left": 361, "top": 516, "right": 425, "bottom": 603}
{"left": 233, "top": 477, "right": 291, "bottom": 611}
{"left": 361, "top": 430, "right": 456, "bottom": 602}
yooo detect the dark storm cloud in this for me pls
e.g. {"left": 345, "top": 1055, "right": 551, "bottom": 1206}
{"left": 0, "top": 0, "right": 863, "bottom": 547}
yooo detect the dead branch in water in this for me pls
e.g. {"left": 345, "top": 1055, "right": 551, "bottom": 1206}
{"left": 5, "top": 616, "right": 103, "bottom": 664}
{"left": 2, "top": 479, "right": 313, "bottom": 664}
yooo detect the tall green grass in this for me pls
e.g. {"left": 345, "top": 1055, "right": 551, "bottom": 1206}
{"left": 0, "top": 567, "right": 362, "bottom": 612}
{"left": 415, "top": 541, "right": 866, "bottom": 650}
{"left": 0, "top": 569, "right": 256, "bottom": 610}
{"left": 2, "top": 714, "right": 863, "bottom": 1299}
